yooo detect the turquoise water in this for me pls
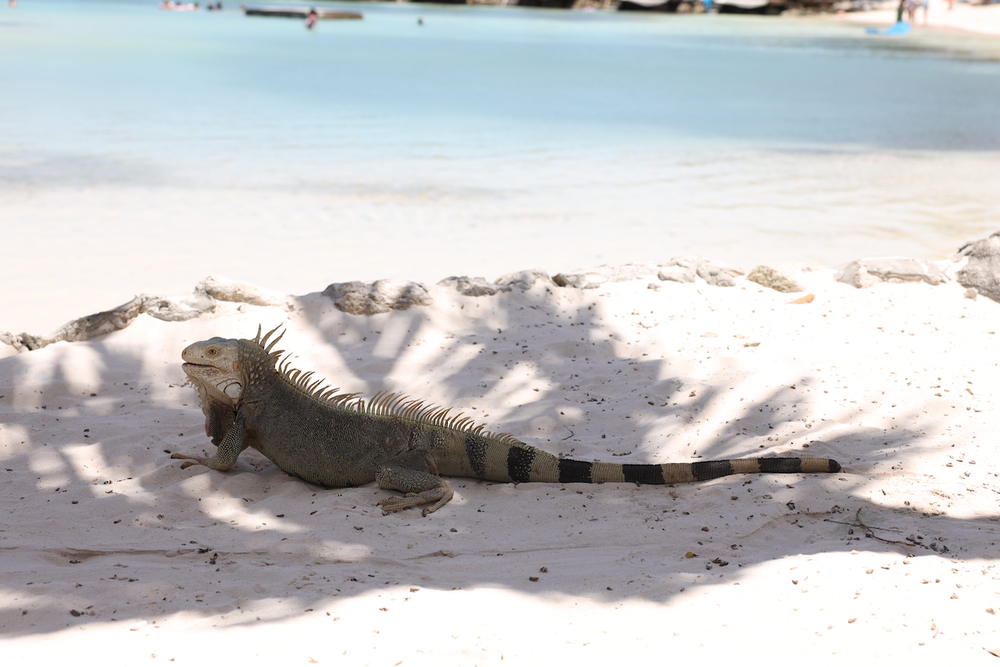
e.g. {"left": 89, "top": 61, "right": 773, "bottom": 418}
{"left": 2, "top": 0, "right": 1000, "bottom": 332}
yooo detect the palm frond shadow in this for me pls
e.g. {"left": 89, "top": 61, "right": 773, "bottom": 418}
{"left": 0, "top": 285, "right": 994, "bottom": 637}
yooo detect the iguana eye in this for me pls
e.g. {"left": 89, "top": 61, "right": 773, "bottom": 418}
{"left": 207, "top": 348, "right": 218, "bottom": 356}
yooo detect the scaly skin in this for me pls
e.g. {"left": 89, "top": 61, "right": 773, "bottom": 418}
{"left": 173, "top": 326, "right": 842, "bottom": 515}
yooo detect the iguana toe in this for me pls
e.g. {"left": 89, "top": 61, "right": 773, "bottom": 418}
{"left": 378, "top": 488, "right": 453, "bottom": 514}
{"left": 377, "top": 494, "right": 414, "bottom": 513}
{"left": 171, "top": 453, "right": 211, "bottom": 469}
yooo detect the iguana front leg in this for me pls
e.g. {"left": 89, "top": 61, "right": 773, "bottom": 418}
{"left": 172, "top": 413, "right": 249, "bottom": 471}
{"left": 376, "top": 450, "right": 454, "bottom": 516}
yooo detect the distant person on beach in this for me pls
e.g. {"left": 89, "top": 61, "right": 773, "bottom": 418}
{"left": 8, "top": 0, "right": 17, "bottom": 8}
{"left": 417, "top": 16, "right": 423, "bottom": 26}
{"left": 305, "top": 8, "right": 317, "bottom": 29}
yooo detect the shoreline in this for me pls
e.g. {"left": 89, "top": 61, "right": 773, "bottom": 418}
{"left": 828, "top": 1, "right": 1000, "bottom": 36}
{"left": 5, "top": 2, "right": 999, "bottom": 338}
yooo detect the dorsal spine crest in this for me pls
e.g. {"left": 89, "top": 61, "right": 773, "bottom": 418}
{"left": 246, "top": 326, "right": 522, "bottom": 446}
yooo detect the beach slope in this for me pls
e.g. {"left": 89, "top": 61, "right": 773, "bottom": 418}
{"left": 1, "top": 256, "right": 999, "bottom": 662}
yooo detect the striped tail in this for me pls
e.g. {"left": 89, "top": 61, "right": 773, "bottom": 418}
{"left": 466, "top": 439, "right": 840, "bottom": 485}
{"left": 579, "top": 456, "right": 841, "bottom": 484}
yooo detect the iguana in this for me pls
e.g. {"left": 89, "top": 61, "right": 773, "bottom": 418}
{"left": 172, "top": 326, "right": 842, "bottom": 515}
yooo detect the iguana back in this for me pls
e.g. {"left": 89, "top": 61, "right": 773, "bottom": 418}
{"left": 173, "top": 326, "right": 841, "bottom": 515}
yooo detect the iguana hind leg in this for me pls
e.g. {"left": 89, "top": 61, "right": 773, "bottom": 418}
{"left": 376, "top": 450, "right": 454, "bottom": 516}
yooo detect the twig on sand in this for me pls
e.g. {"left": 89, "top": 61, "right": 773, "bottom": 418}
{"left": 826, "top": 508, "right": 926, "bottom": 550}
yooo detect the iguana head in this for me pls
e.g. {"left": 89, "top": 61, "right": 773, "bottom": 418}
{"left": 182, "top": 326, "right": 286, "bottom": 403}
{"left": 181, "top": 327, "right": 286, "bottom": 444}
{"left": 182, "top": 336, "right": 245, "bottom": 404}
{"left": 182, "top": 336, "right": 247, "bottom": 446}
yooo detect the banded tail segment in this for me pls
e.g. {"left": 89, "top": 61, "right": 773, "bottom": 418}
{"left": 558, "top": 456, "right": 840, "bottom": 484}
{"left": 462, "top": 436, "right": 840, "bottom": 484}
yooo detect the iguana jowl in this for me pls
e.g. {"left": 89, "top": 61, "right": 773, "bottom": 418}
{"left": 173, "top": 326, "right": 841, "bottom": 515}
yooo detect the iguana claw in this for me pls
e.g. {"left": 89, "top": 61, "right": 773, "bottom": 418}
{"left": 378, "top": 488, "right": 453, "bottom": 515}
{"left": 171, "top": 453, "right": 210, "bottom": 469}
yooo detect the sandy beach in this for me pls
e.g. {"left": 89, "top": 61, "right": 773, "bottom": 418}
{"left": 836, "top": 0, "right": 1000, "bottom": 36}
{"left": 2, "top": 238, "right": 1000, "bottom": 663}
{"left": 3, "top": 3, "right": 1000, "bottom": 662}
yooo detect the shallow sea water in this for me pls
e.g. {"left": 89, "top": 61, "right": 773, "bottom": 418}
{"left": 2, "top": 0, "right": 1000, "bottom": 332}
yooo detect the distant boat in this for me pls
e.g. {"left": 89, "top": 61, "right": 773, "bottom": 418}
{"left": 865, "top": 21, "right": 911, "bottom": 36}
{"left": 243, "top": 5, "right": 362, "bottom": 19}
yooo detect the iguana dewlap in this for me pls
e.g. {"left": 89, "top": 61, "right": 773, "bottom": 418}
{"left": 173, "top": 326, "right": 841, "bottom": 515}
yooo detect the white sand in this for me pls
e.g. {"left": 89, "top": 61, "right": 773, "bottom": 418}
{"left": 2, "top": 264, "right": 999, "bottom": 663}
